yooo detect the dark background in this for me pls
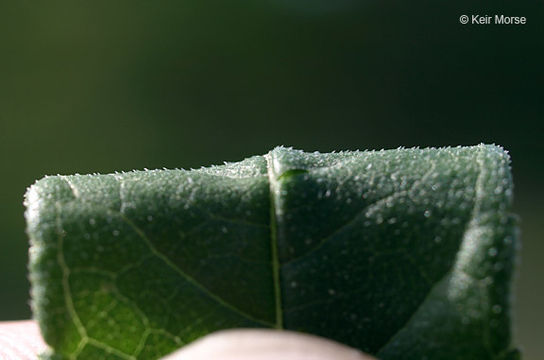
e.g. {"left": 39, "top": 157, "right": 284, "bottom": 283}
{"left": 1, "top": 1, "right": 542, "bottom": 359}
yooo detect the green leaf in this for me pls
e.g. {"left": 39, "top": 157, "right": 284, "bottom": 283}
{"left": 25, "top": 145, "right": 519, "bottom": 360}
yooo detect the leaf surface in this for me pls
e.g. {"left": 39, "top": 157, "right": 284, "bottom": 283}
{"left": 25, "top": 145, "right": 519, "bottom": 359}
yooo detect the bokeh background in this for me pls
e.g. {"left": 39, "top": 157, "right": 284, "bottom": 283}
{"left": 1, "top": 0, "right": 542, "bottom": 358}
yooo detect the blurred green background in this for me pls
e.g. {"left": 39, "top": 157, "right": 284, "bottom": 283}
{"left": 0, "top": 0, "right": 542, "bottom": 358}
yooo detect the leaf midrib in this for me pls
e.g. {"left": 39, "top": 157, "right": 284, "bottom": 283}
{"left": 266, "top": 154, "right": 284, "bottom": 329}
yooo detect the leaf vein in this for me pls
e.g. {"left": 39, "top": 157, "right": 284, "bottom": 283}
{"left": 117, "top": 211, "right": 274, "bottom": 328}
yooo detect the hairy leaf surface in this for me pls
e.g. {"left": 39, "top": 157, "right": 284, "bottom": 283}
{"left": 25, "top": 145, "right": 519, "bottom": 359}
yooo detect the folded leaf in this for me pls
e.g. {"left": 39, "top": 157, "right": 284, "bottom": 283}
{"left": 25, "top": 145, "right": 519, "bottom": 360}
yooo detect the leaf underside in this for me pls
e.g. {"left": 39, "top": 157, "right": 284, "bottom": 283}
{"left": 25, "top": 145, "right": 519, "bottom": 360}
